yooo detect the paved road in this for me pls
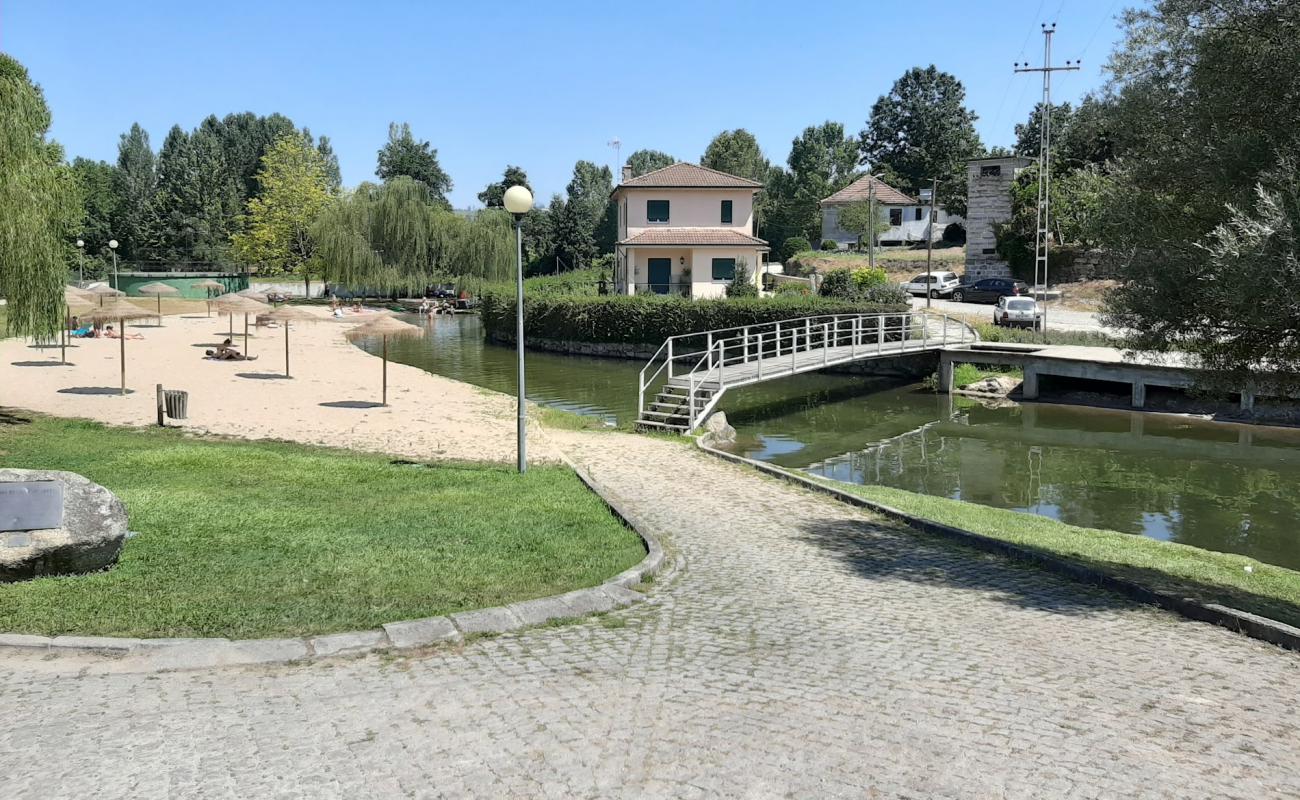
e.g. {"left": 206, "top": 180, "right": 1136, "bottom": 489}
{"left": 3, "top": 433, "right": 1298, "bottom": 798}
{"left": 910, "top": 295, "right": 1110, "bottom": 334}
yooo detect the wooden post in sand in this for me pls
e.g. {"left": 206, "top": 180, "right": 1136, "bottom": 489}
{"left": 156, "top": 384, "right": 166, "bottom": 427}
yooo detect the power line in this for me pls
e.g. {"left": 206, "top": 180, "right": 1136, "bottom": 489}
{"left": 988, "top": 0, "right": 1052, "bottom": 142}
{"left": 1014, "top": 23, "right": 1080, "bottom": 341}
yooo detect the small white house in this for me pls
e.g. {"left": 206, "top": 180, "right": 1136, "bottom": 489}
{"left": 820, "top": 175, "right": 962, "bottom": 248}
{"left": 612, "top": 163, "right": 768, "bottom": 299}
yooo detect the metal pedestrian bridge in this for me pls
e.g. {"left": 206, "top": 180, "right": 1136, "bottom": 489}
{"left": 637, "top": 311, "right": 979, "bottom": 432}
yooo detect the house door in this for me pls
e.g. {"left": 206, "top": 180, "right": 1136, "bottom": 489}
{"left": 647, "top": 258, "right": 672, "bottom": 294}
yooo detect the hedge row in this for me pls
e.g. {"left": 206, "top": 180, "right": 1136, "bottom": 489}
{"left": 479, "top": 291, "right": 910, "bottom": 346}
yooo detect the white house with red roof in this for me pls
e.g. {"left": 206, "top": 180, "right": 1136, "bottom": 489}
{"left": 819, "top": 175, "right": 962, "bottom": 249}
{"left": 612, "top": 162, "right": 768, "bottom": 299}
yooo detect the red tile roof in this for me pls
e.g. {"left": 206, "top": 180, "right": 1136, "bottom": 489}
{"left": 619, "top": 228, "right": 769, "bottom": 248}
{"left": 820, "top": 175, "right": 917, "bottom": 206}
{"left": 618, "top": 162, "right": 763, "bottom": 189}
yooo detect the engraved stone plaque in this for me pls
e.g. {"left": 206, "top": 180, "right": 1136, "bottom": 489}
{"left": 0, "top": 481, "right": 64, "bottom": 533}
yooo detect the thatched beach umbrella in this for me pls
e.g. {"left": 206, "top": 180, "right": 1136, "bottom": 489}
{"left": 237, "top": 288, "right": 271, "bottom": 303}
{"left": 262, "top": 306, "right": 321, "bottom": 378}
{"left": 192, "top": 279, "right": 226, "bottom": 317}
{"left": 137, "top": 281, "right": 180, "bottom": 322}
{"left": 85, "top": 284, "right": 124, "bottom": 306}
{"left": 60, "top": 288, "right": 94, "bottom": 364}
{"left": 213, "top": 293, "right": 270, "bottom": 355}
{"left": 344, "top": 315, "right": 424, "bottom": 405}
{"left": 82, "top": 298, "right": 154, "bottom": 395}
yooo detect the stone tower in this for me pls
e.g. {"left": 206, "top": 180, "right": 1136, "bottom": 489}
{"left": 963, "top": 155, "right": 1033, "bottom": 281}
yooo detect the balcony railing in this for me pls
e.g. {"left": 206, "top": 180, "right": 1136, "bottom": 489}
{"left": 631, "top": 282, "right": 692, "bottom": 298}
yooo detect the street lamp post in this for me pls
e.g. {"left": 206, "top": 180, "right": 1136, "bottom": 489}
{"left": 75, "top": 239, "right": 85, "bottom": 284}
{"left": 108, "top": 239, "right": 119, "bottom": 290}
{"left": 503, "top": 184, "right": 534, "bottom": 474}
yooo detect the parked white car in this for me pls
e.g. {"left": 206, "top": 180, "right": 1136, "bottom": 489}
{"left": 993, "top": 296, "right": 1044, "bottom": 330}
{"left": 900, "top": 271, "right": 960, "bottom": 298}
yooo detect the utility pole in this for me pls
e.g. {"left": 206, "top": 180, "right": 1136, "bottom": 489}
{"left": 867, "top": 179, "right": 876, "bottom": 272}
{"left": 924, "top": 177, "right": 938, "bottom": 310}
{"left": 1015, "top": 23, "right": 1079, "bottom": 341}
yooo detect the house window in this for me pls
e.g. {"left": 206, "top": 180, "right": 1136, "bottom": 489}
{"left": 889, "top": 208, "right": 903, "bottom": 226}
{"left": 914, "top": 208, "right": 924, "bottom": 221}
{"left": 711, "top": 258, "right": 736, "bottom": 281}
{"left": 980, "top": 165, "right": 1002, "bottom": 177}
{"left": 721, "top": 200, "right": 733, "bottom": 224}
{"left": 647, "top": 199, "right": 669, "bottom": 223}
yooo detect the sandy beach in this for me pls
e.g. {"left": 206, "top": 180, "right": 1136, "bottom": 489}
{"left": 0, "top": 304, "right": 555, "bottom": 463}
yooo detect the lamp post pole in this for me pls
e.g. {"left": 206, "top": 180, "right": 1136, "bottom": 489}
{"left": 503, "top": 184, "right": 535, "bottom": 474}
{"left": 108, "top": 239, "right": 119, "bottom": 290}
{"left": 75, "top": 239, "right": 85, "bottom": 283}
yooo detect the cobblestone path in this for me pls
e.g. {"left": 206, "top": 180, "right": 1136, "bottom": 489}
{"left": 3, "top": 432, "right": 1299, "bottom": 798}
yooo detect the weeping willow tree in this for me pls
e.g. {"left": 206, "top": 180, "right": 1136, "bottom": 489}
{"left": 0, "top": 55, "right": 79, "bottom": 338}
{"left": 313, "top": 176, "right": 514, "bottom": 294}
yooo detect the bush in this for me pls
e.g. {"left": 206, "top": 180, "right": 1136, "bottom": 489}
{"left": 478, "top": 291, "right": 909, "bottom": 346}
{"left": 773, "top": 281, "right": 812, "bottom": 296}
{"left": 523, "top": 266, "right": 607, "bottom": 296}
{"left": 781, "top": 235, "right": 811, "bottom": 263}
{"left": 818, "top": 268, "right": 908, "bottom": 305}
{"left": 726, "top": 260, "right": 758, "bottom": 298}
{"left": 942, "top": 222, "right": 966, "bottom": 244}
{"left": 820, "top": 239, "right": 839, "bottom": 251}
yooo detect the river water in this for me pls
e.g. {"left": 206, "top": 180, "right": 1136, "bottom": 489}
{"left": 362, "top": 314, "right": 1300, "bottom": 570}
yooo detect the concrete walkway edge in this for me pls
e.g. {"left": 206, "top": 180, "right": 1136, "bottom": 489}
{"left": 0, "top": 462, "right": 666, "bottom": 670}
{"left": 694, "top": 434, "right": 1300, "bottom": 652}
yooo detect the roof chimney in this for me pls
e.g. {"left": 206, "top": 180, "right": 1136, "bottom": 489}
{"left": 621, "top": 164, "right": 632, "bottom": 183}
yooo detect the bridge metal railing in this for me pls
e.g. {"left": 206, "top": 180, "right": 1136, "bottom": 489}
{"left": 637, "top": 311, "right": 978, "bottom": 430}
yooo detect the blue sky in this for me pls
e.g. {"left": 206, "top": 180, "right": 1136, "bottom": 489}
{"left": 2, "top": 0, "right": 1129, "bottom": 207}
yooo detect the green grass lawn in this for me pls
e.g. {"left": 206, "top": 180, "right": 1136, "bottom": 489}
{"left": 824, "top": 481, "right": 1300, "bottom": 629}
{"left": 0, "top": 414, "right": 645, "bottom": 638}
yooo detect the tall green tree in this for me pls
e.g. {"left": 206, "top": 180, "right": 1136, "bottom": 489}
{"left": 376, "top": 122, "right": 452, "bottom": 208}
{"left": 860, "top": 66, "right": 982, "bottom": 216}
{"left": 311, "top": 132, "right": 342, "bottom": 191}
{"left": 200, "top": 112, "right": 296, "bottom": 203}
{"left": 0, "top": 54, "right": 78, "bottom": 339}
{"left": 626, "top": 149, "right": 676, "bottom": 178}
{"left": 1100, "top": 0, "right": 1300, "bottom": 389}
{"left": 113, "top": 122, "right": 161, "bottom": 262}
{"left": 779, "top": 122, "right": 861, "bottom": 243}
{"left": 155, "top": 124, "right": 238, "bottom": 263}
{"left": 70, "top": 157, "right": 120, "bottom": 277}
{"left": 700, "top": 129, "right": 769, "bottom": 183}
{"left": 231, "top": 133, "right": 335, "bottom": 290}
{"left": 478, "top": 165, "right": 531, "bottom": 207}
{"left": 313, "top": 176, "right": 514, "bottom": 291}
{"left": 557, "top": 160, "right": 615, "bottom": 267}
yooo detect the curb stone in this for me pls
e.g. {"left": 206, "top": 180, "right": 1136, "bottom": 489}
{"left": 694, "top": 434, "right": 1300, "bottom": 653}
{"left": 0, "top": 457, "right": 665, "bottom": 670}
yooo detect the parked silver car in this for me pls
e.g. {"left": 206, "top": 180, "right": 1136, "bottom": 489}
{"left": 900, "top": 271, "right": 960, "bottom": 298}
{"left": 993, "top": 296, "right": 1043, "bottom": 330}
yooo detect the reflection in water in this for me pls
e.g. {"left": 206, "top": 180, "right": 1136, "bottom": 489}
{"left": 363, "top": 314, "right": 1300, "bottom": 571}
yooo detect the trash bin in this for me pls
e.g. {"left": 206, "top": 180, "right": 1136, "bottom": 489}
{"left": 163, "top": 389, "right": 188, "bottom": 419}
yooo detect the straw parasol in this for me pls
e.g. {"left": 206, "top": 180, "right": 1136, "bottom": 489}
{"left": 192, "top": 279, "right": 226, "bottom": 317}
{"left": 60, "top": 287, "right": 95, "bottom": 364}
{"left": 85, "top": 284, "right": 125, "bottom": 306}
{"left": 82, "top": 297, "right": 155, "bottom": 395}
{"left": 236, "top": 288, "right": 271, "bottom": 303}
{"left": 261, "top": 306, "right": 322, "bottom": 378}
{"left": 137, "top": 281, "right": 180, "bottom": 321}
{"left": 344, "top": 315, "right": 424, "bottom": 405}
{"left": 213, "top": 293, "right": 271, "bottom": 354}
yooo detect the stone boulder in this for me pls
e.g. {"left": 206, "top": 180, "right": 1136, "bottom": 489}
{"left": 702, "top": 411, "right": 737, "bottom": 445}
{"left": 0, "top": 469, "right": 128, "bottom": 582}
{"left": 958, "top": 375, "right": 1021, "bottom": 397}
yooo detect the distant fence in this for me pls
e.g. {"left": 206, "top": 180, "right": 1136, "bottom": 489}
{"left": 114, "top": 273, "right": 247, "bottom": 299}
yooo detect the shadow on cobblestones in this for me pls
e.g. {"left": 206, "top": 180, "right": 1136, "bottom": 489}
{"left": 796, "top": 516, "right": 1132, "bottom": 616}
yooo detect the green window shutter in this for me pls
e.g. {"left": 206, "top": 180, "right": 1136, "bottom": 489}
{"left": 721, "top": 200, "right": 733, "bottom": 224}
{"left": 711, "top": 258, "right": 736, "bottom": 281}
{"left": 647, "top": 200, "right": 669, "bottom": 223}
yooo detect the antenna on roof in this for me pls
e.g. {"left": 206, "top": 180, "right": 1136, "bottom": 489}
{"left": 607, "top": 137, "right": 622, "bottom": 176}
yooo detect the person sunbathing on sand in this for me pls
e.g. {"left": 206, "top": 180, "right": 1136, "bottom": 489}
{"left": 100, "top": 325, "right": 143, "bottom": 340}
{"left": 204, "top": 338, "right": 257, "bottom": 361}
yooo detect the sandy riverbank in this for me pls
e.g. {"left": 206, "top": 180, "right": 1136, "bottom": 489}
{"left": 0, "top": 305, "right": 554, "bottom": 463}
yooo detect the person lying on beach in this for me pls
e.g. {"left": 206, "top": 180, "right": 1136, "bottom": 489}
{"left": 100, "top": 325, "right": 143, "bottom": 340}
{"left": 71, "top": 325, "right": 94, "bottom": 338}
{"left": 204, "top": 338, "right": 257, "bottom": 361}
